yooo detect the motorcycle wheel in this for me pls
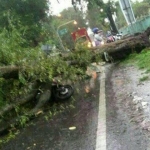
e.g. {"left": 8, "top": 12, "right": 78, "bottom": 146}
{"left": 55, "top": 85, "right": 74, "bottom": 100}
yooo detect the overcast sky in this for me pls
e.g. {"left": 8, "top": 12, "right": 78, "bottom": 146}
{"left": 50, "top": 0, "right": 143, "bottom": 15}
{"left": 50, "top": 0, "right": 72, "bottom": 15}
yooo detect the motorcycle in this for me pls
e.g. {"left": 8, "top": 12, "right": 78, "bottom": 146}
{"left": 113, "top": 33, "right": 122, "bottom": 41}
{"left": 106, "top": 35, "right": 115, "bottom": 43}
{"left": 51, "top": 81, "right": 74, "bottom": 101}
{"left": 36, "top": 81, "right": 74, "bottom": 103}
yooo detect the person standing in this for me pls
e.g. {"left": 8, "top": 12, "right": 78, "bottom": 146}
{"left": 92, "top": 28, "right": 103, "bottom": 46}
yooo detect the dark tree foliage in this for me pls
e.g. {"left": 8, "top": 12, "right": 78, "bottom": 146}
{"left": 0, "top": 0, "right": 49, "bottom": 47}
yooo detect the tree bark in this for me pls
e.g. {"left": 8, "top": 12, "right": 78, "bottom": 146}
{"left": 93, "top": 27, "right": 150, "bottom": 61}
{"left": 0, "top": 89, "right": 51, "bottom": 135}
{"left": 106, "top": 5, "right": 118, "bottom": 34}
{"left": 0, "top": 66, "right": 19, "bottom": 79}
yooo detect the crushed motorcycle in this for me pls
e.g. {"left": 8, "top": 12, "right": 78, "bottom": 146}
{"left": 51, "top": 81, "right": 74, "bottom": 101}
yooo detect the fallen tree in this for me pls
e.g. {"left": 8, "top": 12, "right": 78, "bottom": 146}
{"left": 0, "top": 27, "right": 150, "bottom": 136}
{"left": 1, "top": 27, "right": 150, "bottom": 78}
{"left": 0, "top": 66, "right": 19, "bottom": 79}
{"left": 0, "top": 81, "right": 52, "bottom": 135}
{"left": 93, "top": 26, "right": 150, "bottom": 61}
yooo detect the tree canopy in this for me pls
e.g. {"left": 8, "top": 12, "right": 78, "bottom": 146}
{"left": 0, "top": 0, "right": 49, "bottom": 47}
{"left": 132, "top": 1, "right": 150, "bottom": 18}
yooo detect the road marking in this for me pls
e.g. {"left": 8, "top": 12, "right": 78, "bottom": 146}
{"left": 96, "top": 66, "right": 106, "bottom": 150}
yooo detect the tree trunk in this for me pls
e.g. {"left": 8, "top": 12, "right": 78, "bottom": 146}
{"left": 0, "top": 66, "right": 19, "bottom": 79}
{"left": 93, "top": 27, "right": 150, "bottom": 61}
{"left": 1, "top": 27, "right": 150, "bottom": 77}
{"left": 0, "top": 82, "right": 52, "bottom": 135}
{"left": 106, "top": 5, "right": 118, "bottom": 34}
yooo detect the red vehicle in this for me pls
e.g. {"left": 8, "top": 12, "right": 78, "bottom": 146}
{"left": 71, "top": 28, "right": 93, "bottom": 48}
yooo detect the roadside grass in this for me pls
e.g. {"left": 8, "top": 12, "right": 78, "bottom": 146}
{"left": 139, "top": 75, "right": 149, "bottom": 82}
{"left": 0, "top": 130, "right": 20, "bottom": 147}
{"left": 121, "top": 48, "right": 150, "bottom": 82}
{"left": 122, "top": 48, "right": 150, "bottom": 72}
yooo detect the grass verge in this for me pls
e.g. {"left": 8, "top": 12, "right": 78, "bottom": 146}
{"left": 121, "top": 48, "right": 150, "bottom": 72}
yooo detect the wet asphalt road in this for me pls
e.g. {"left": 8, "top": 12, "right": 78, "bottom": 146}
{"left": 1, "top": 64, "right": 150, "bottom": 150}
{"left": 1, "top": 71, "right": 100, "bottom": 150}
{"left": 106, "top": 64, "right": 149, "bottom": 150}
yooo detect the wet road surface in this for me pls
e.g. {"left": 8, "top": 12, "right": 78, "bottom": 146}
{"left": 1, "top": 64, "right": 150, "bottom": 150}
{"left": 1, "top": 70, "right": 100, "bottom": 150}
{"left": 106, "top": 64, "right": 150, "bottom": 150}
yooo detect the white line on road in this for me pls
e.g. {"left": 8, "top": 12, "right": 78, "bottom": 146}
{"left": 96, "top": 66, "right": 106, "bottom": 150}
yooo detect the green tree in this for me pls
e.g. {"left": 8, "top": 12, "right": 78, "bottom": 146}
{"left": 132, "top": 1, "right": 150, "bottom": 18}
{"left": 86, "top": 3, "right": 109, "bottom": 31}
{"left": 72, "top": 0, "right": 118, "bottom": 33}
{"left": 0, "top": 0, "right": 49, "bottom": 47}
{"left": 51, "top": 7, "right": 87, "bottom": 50}
{"left": 61, "top": 7, "right": 87, "bottom": 49}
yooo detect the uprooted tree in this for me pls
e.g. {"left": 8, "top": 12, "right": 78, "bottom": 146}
{"left": 0, "top": 0, "right": 150, "bottom": 137}
{"left": 0, "top": 27, "right": 150, "bottom": 134}
{"left": 0, "top": 4, "right": 149, "bottom": 150}
{"left": 95, "top": 27, "right": 150, "bottom": 61}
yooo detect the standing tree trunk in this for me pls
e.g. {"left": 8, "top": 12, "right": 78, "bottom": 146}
{"left": 106, "top": 5, "right": 118, "bottom": 34}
